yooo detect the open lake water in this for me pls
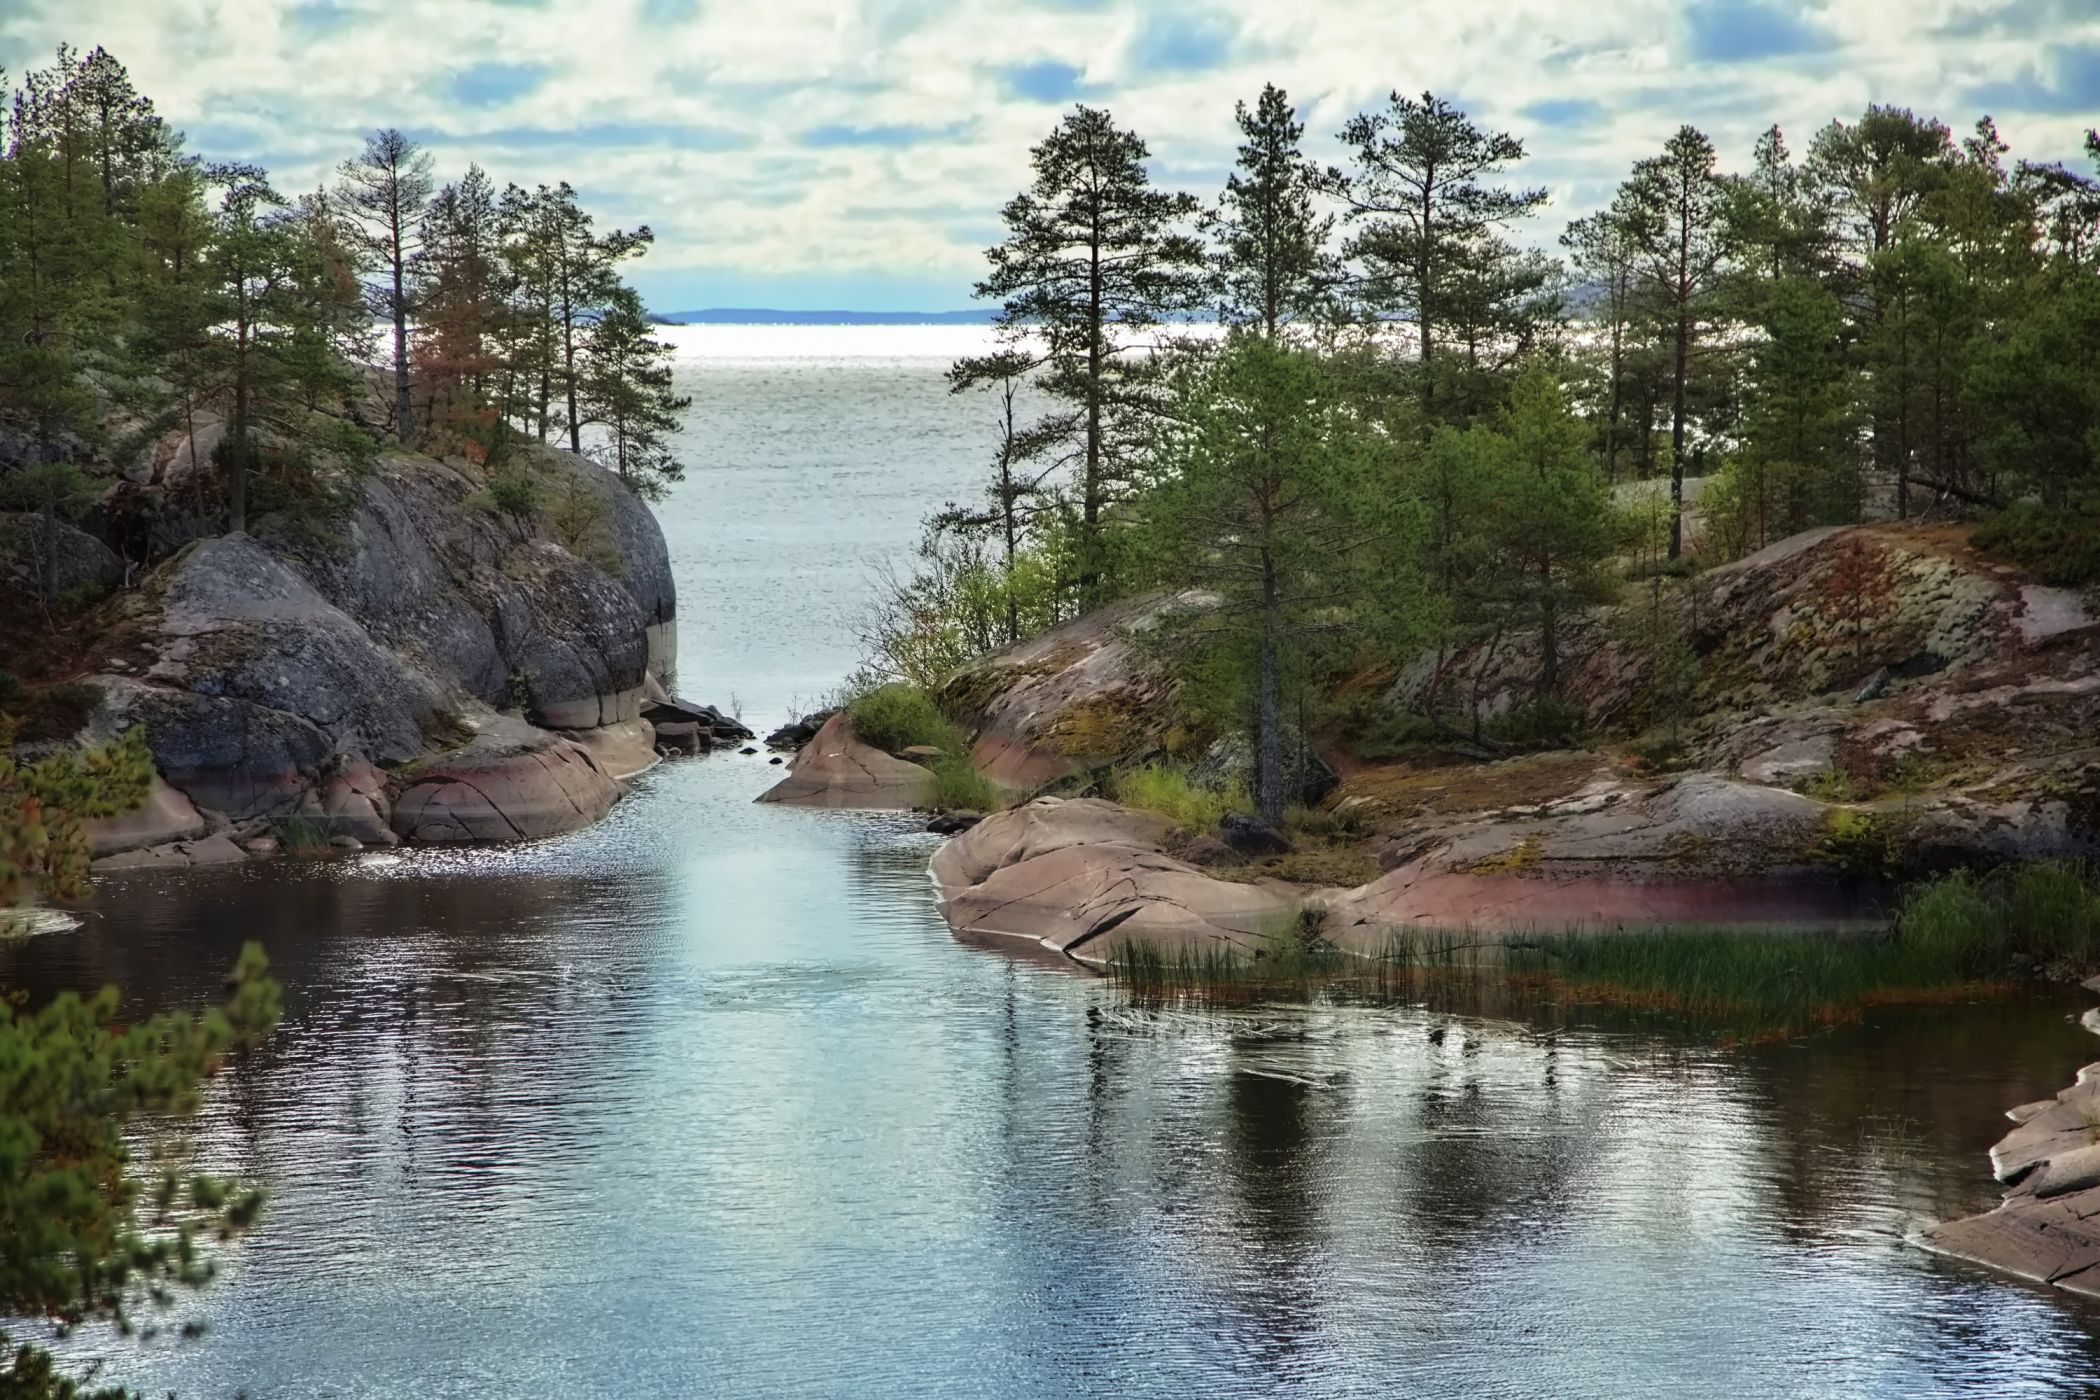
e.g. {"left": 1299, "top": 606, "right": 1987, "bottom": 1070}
{"left": 8, "top": 326, "right": 2100, "bottom": 1398}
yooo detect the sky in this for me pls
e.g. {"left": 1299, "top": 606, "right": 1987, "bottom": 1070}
{"left": 6, "top": 0, "right": 2098, "bottom": 312}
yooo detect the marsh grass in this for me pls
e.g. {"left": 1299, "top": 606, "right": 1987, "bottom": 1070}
{"left": 269, "top": 813, "right": 333, "bottom": 856}
{"left": 1105, "top": 862, "right": 2100, "bottom": 1042}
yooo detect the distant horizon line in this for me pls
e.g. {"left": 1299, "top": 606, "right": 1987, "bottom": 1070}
{"left": 652, "top": 307, "right": 995, "bottom": 326}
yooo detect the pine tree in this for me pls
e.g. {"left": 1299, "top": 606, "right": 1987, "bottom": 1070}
{"left": 336, "top": 129, "right": 432, "bottom": 445}
{"left": 498, "top": 183, "right": 650, "bottom": 454}
{"left": 417, "top": 164, "right": 512, "bottom": 458}
{"left": 1488, "top": 364, "right": 1614, "bottom": 696}
{"left": 1203, "top": 84, "right": 1336, "bottom": 339}
{"left": 574, "top": 285, "right": 689, "bottom": 500}
{"left": 956, "top": 105, "right": 1205, "bottom": 603}
{"left": 1146, "top": 339, "right": 1385, "bottom": 823}
{"left": 939, "top": 348, "right": 1060, "bottom": 644}
{"left": 1616, "top": 126, "right": 1736, "bottom": 558}
{"left": 1335, "top": 91, "right": 1547, "bottom": 424}
{"left": 1560, "top": 209, "right": 1639, "bottom": 479}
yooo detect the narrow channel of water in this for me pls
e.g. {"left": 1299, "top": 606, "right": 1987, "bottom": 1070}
{"left": 8, "top": 328, "right": 2100, "bottom": 1396}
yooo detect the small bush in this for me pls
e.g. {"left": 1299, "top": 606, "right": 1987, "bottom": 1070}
{"left": 1628, "top": 735, "right": 1691, "bottom": 774}
{"left": 930, "top": 754, "right": 1002, "bottom": 813}
{"left": 1896, "top": 869, "right": 1999, "bottom": 978}
{"left": 486, "top": 465, "right": 544, "bottom": 523}
{"left": 0, "top": 670, "right": 23, "bottom": 713}
{"left": 1112, "top": 762, "right": 1246, "bottom": 833}
{"left": 1974, "top": 504, "right": 2100, "bottom": 587}
{"left": 1799, "top": 764, "right": 1858, "bottom": 802}
{"left": 1346, "top": 708, "right": 1447, "bottom": 761}
{"left": 1484, "top": 697, "right": 1587, "bottom": 752}
{"left": 847, "top": 683, "right": 961, "bottom": 754}
{"left": 269, "top": 813, "right": 333, "bottom": 856}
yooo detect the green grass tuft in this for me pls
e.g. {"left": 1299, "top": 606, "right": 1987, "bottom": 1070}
{"left": 1110, "top": 762, "right": 1246, "bottom": 834}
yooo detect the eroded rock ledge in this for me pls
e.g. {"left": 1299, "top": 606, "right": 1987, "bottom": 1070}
{"left": 1923, "top": 987, "right": 2100, "bottom": 1298}
{"left": 928, "top": 790, "right": 1885, "bottom": 968}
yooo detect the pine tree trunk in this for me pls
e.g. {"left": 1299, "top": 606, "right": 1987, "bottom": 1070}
{"left": 1257, "top": 545, "right": 1283, "bottom": 828}
{"left": 392, "top": 211, "right": 412, "bottom": 444}
{"left": 1669, "top": 307, "right": 1689, "bottom": 560}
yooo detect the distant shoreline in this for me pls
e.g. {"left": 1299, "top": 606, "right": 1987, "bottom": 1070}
{"left": 652, "top": 308, "right": 996, "bottom": 326}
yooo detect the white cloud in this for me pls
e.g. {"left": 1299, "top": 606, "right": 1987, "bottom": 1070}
{"left": 8, "top": 0, "right": 2096, "bottom": 308}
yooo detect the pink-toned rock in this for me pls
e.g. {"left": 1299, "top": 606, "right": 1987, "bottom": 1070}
{"left": 755, "top": 713, "right": 934, "bottom": 810}
{"left": 932, "top": 798, "right": 1302, "bottom": 965}
{"left": 83, "top": 774, "right": 210, "bottom": 856}
{"left": 389, "top": 715, "right": 620, "bottom": 842}
{"left": 570, "top": 717, "right": 662, "bottom": 783}
{"left": 939, "top": 592, "right": 1197, "bottom": 791}
{"left": 1924, "top": 1000, "right": 2100, "bottom": 1299}
{"left": 316, "top": 755, "right": 398, "bottom": 846}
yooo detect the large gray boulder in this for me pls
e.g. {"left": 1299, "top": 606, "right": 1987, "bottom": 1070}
{"left": 0, "top": 512, "right": 124, "bottom": 597}
{"left": 277, "top": 449, "right": 667, "bottom": 732}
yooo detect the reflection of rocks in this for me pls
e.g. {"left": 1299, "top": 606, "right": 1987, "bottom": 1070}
{"left": 1925, "top": 985, "right": 2100, "bottom": 1299}
{"left": 755, "top": 712, "right": 934, "bottom": 810}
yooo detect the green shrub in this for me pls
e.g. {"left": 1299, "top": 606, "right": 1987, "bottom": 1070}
{"left": 847, "top": 683, "right": 962, "bottom": 754}
{"left": 1974, "top": 504, "right": 2100, "bottom": 587}
{"left": 1346, "top": 707, "right": 1447, "bottom": 761}
{"left": 1799, "top": 764, "right": 1857, "bottom": 802}
{"left": 486, "top": 465, "right": 543, "bottom": 522}
{"left": 1484, "top": 697, "right": 1586, "bottom": 751}
{"left": 1896, "top": 868, "right": 2000, "bottom": 978}
{"left": 2006, "top": 862, "right": 2100, "bottom": 965}
{"left": 929, "top": 754, "right": 1002, "bottom": 813}
{"left": 1111, "top": 763, "right": 1246, "bottom": 833}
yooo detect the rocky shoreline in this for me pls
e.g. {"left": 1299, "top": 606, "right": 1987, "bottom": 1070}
{"left": 31, "top": 440, "right": 756, "bottom": 871}
{"left": 1924, "top": 981, "right": 2100, "bottom": 1298}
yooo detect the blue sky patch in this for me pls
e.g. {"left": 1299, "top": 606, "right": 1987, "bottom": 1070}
{"left": 449, "top": 62, "right": 552, "bottom": 107}
{"left": 801, "top": 122, "right": 972, "bottom": 149}
{"left": 1128, "top": 8, "right": 1239, "bottom": 75}
{"left": 1521, "top": 97, "right": 1606, "bottom": 127}
{"left": 1000, "top": 60, "right": 1092, "bottom": 103}
{"left": 1686, "top": 0, "right": 1828, "bottom": 62}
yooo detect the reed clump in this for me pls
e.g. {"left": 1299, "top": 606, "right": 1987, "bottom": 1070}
{"left": 1104, "top": 862, "right": 2100, "bottom": 1042}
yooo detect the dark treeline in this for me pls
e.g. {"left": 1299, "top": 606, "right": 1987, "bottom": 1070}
{"left": 881, "top": 86, "right": 2100, "bottom": 823}
{"left": 0, "top": 43, "right": 690, "bottom": 581}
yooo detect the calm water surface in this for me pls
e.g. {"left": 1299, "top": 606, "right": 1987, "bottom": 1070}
{"left": 8, "top": 328, "right": 2100, "bottom": 1397}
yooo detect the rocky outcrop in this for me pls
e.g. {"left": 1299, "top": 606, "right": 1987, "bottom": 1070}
{"left": 389, "top": 715, "right": 620, "bottom": 843}
{"left": 756, "top": 712, "right": 934, "bottom": 809}
{"left": 937, "top": 592, "right": 1197, "bottom": 790}
{"left": 928, "top": 788, "right": 1890, "bottom": 969}
{"left": 931, "top": 798, "right": 1301, "bottom": 964}
{"left": 27, "top": 441, "right": 708, "bottom": 867}
{"left": 1923, "top": 986, "right": 2100, "bottom": 1299}
{"left": 0, "top": 512, "right": 124, "bottom": 597}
